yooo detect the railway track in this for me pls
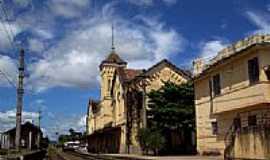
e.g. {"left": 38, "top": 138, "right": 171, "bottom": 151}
{"left": 64, "top": 150, "right": 117, "bottom": 160}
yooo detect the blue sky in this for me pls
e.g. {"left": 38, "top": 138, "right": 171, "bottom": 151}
{"left": 0, "top": 0, "right": 269, "bottom": 139}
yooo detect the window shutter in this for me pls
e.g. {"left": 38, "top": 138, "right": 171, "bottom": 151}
{"left": 248, "top": 57, "right": 259, "bottom": 84}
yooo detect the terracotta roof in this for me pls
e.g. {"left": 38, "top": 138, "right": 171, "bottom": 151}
{"left": 100, "top": 52, "right": 127, "bottom": 69}
{"left": 123, "top": 69, "right": 143, "bottom": 81}
{"left": 117, "top": 68, "right": 143, "bottom": 84}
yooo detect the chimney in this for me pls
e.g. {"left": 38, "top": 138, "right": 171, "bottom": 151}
{"left": 193, "top": 58, "right": 205, "bottom": 76}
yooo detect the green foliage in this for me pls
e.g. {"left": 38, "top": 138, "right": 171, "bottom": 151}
{"left": 58, "top": 128, "right": 83, "bottom": 145}
{"left": 137, "top": 128, "right": 151, "bottom": 153}
{"left": 147, "top": 81, "right": 195, "bottom": 131}
{"left": 137, "top": 128, "right": 165, "bottom": 155}
{"left": 58, "top": 134, "right": 71, "bottom": 145}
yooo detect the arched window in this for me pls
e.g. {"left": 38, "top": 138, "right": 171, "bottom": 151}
{"left": 108, "top": 79, "right": 111, "bottom": 91}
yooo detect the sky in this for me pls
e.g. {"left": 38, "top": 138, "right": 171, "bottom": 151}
{"left": 0, "top": 0, "right": 269, "bottom": 140}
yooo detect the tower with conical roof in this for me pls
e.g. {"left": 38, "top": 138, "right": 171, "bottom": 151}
{"left": 99, "top": 24, "right": 127, "bottom": 100}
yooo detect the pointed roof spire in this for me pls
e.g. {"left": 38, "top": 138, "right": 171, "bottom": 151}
{"left": 99, "top": 21, "right": 127, "bottom": 70}
{"left": 111, "top": 22, "right": 115, "bottom": 52}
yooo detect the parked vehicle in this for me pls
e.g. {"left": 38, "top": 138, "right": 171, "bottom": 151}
{"left": 63, "top": 141, "right": 80, "bottom": 151}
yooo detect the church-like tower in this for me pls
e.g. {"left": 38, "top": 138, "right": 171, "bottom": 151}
{"left": 99, "top": 51, "right": 127, "bottom": 100}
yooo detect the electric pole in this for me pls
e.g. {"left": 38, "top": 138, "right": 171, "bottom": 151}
{"left": 15, "top": 48, "right": 25, "bottom": 150}
{"left": 37, "top": 107, "right": 41, "bottom": 149}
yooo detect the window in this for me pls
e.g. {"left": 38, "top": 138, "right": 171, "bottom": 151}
{"left": 213, "top": 74, "right": 221, "bottom": 96}
{"left": 248, "top": 115, "right": 257, "bottom": 126}
{"left": 211, "top": 121, "right": 218, "bottom": 135}
{"left": 233, "top": 117, "right": 241, "bottom": 129}
{"left": 248, "top": 57, "right": 259, "bottom": 84}
{"left": 107, "top": 79, "right": 111, "bottom": 91}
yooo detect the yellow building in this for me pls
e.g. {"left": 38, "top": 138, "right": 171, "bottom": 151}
{"left": 86, "top": 49, "right": 191, "bottom": 154}
{"left": 194, "top": 34, "right": 270, "bottom": 159}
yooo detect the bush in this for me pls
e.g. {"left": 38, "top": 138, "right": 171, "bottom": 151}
{"left": 137, "top": 128, "right": 165, "bottom": 155}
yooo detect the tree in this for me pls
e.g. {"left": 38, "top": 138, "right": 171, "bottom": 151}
{"left": 147, "top": 81, "right": 196, "bottom": 154}
{"left": 147, "top": 81, "right": 195, "bottom": 131}
{"left": 69, "top": 128, "right": 76, "bottom": 141}
{"left": 58, "top": 134, "right": 70, "bottom": 145}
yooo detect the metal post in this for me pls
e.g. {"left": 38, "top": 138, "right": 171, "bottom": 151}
{"left": 37, "top": 107, "right": 41, "bottom": 149}
{"left": 15, "top": 49, "right": 25, "bottom": 150}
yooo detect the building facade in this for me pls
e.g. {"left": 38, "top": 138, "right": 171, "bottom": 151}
{"left": 194, "top": 34, "right": 270, "bottom": 159}
{"left": 86, "top": 50, "right": 191, "bottom": 154}
{"left": 1, "top": 122, "right": 42, "bottom": 150}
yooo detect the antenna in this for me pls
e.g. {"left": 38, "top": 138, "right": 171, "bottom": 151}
{"left": 111, "top": 22, "right": 115, "bottom": 52}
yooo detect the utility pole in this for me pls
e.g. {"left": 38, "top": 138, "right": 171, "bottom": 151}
{"left": 37, "top": 107, "right": 41, "bottom": 149}
{"left": 15, "top": 48, "right": 25, "bottom": 150}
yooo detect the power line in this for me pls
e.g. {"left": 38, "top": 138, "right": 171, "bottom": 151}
{"left": 0, "top": 1, "right": 20, "bottom": 50}
{"left": 0, "top": 1, "right": 23, "bottom": 70}
{"left": 0, "top": 68, "right": 17, "bottom": 89}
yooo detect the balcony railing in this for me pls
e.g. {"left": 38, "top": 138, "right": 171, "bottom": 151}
{"left": 212, "top": 82, "right": 270, "bottom": 114}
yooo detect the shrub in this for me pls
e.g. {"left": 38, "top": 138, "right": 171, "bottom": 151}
{"left": 137, "top": 128, "right": 165, "bottom": 155}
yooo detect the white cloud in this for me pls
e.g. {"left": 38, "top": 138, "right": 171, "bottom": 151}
{"left": 0, "top": 22, "right": 22, "bottom": 51}
{"left": 28, "top": 38, "right": 45, "bottom": 53}
{"left": 127, "top": 0, "right": 177, "bottom": 6}
{"left": 0, "top": 109, "right": 39, "bottom": 132}
{"left": 27, "top": 4, "right": 184, "bottom": 92}
{"left": 200, "top": 40, "right": 228, "bottom": 59}
{"left": 78, "top": 115, "right": 87, "bottom": 127}
{"left": 0, "top": 55, "right": 17, "bottom": 87}
{"left": 246, "top": 11, "right": 270, "bottom": 34}
{"left": 48, "top": 0, "right": 90, "bottom": 18}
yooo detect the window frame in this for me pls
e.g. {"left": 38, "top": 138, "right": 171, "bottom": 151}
{"left": 211, "top": 121, "right": 218, "bottom": 135}
{"left": 212, "top": 74, "right": 221, "bottom": 96}
{"left": 248, "top": 115, "right": 257, "bottom": 127}
{"left": 248, "top": 57, "right": 259, "bottom": 85}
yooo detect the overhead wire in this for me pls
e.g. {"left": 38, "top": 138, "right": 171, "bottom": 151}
{"left": 0, "top": 0, "right": 21, "bottom": 50}
{"left": 0, "top": 68, "right": 16, "bottom": 89}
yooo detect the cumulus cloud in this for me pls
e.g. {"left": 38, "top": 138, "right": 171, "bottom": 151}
{"left": 0, "top": 22, "right": 22, "bottom": 51}
{"left": 28, "top": 38, "right": 45, "bottom": 53}
{"left": 0, "top": 1, "right": 183, "bottom": 92}
{"left": 0, "top": 55, "right": 17, "bottom": 87}
{"left": 26, "top": 4, "right": 184, "bottom": 92}
{"left": 48, "top": 0, "right": 90, "bottom": 18}
{"left": 0, "top": 109, "right": 39, "bottom": 132}
{"left": 245, "top": 11, "right": 270, "bottom": 34}
{"left": 200, "top": 40, "right": 228, "bottom": 59}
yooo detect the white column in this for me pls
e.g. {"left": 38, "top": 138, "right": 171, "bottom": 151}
{"left": 28, "top": 131, "right": 32, "bottom": 150}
